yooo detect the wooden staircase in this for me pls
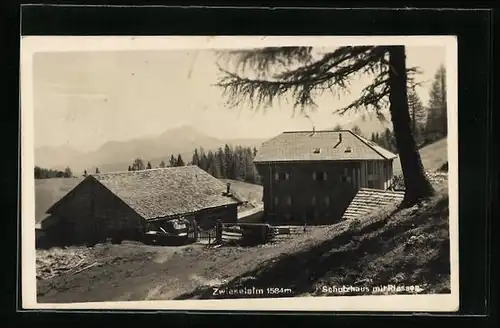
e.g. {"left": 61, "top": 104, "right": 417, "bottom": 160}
{"left": 342, "top": 188, "right": 405, "bottom": 220}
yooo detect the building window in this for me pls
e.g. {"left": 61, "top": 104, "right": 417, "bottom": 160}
{"left": 274, "top": 196, "right": 279, "bottom": 205}
{"left": 313, "top": 148, "right": 321, "bottom": 154}
{"left": 340, "top": 168, "right": 351, "bottom": 183}
{"left": 367, "top": 162, "right": 374, "bottom": 174}
{"left": 345, "top": 146, "right": 352, "bottom": 153}
{"left": 286, "top": 196, "right": 292, "bottom": 206}
{"left": 314, "top": 172, "right": 327, "bottom": 181}
{"left": 325, "top": 196, "right": 330, "bottom": 207}
{"left": 275, "top": 172, "right": 291, "bottom": 181}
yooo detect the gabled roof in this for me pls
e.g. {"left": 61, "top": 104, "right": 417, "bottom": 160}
{"left": 253, "top": 129, "right": 397, "bottom": 163}
{"left": 47, "top": 166, "right": 243, "bottom": 221}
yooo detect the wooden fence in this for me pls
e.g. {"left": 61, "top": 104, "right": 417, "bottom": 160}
{"left": 197, "top": 223, "right": 305, "bottom": 245}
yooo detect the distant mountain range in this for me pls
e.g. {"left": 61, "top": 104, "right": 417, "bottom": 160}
{"left": 35, "top": 125, "right": 266, "bottom": 174}
{"left": 35, "top": 113, "right": 392, "bottom": 174}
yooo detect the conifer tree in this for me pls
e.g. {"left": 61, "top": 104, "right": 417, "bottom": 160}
{"left": 216, "top": 45, "right": 435, "bottom": 205}
{"left": 176, "top": 154, "right": 185, "bottom": 166}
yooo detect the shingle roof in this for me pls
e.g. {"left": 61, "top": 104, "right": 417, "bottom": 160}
{"left": 253, "top": 129, "right": 397, "bottom": 163}
{"left": 342, "top": 188, "right": 405, "bottom": 220}
{"left": 88, "top": 166, "right": 241, "bottom": 220}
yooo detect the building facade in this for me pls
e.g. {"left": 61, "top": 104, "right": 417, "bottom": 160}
{"left": 253, "top": 130, "right": 397, "bottom": 225}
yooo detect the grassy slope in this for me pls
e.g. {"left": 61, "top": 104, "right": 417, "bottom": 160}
{"left": 36, "top": 183, "right": 449, "bottom": 302}
{"left": 393, "top": 138, "right": 447, "bottom": 175}
{"left": 177, "top": 188, "right": 450, "bottom": 299}
{"left": 220, "top": 179, "right": 263, "bottom": 207}
{"left": 35, "top": 140, "right": 450, "bottom": 301}
{"left": 35, "top": 177, "right": 83, "bottom": 223}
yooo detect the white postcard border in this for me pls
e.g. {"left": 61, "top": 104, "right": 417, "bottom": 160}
{"left": 20, "top": 35, "right": 459, "bottom": 312}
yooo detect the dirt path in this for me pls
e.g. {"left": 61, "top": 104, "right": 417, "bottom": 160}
{"left": 37, "top": 228, "right": 328, "bottom": 303}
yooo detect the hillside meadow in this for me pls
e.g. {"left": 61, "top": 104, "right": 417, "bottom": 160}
{"left": 37, "top": 180, "right": 450, "bottom": 302}
{"left": 35, "top": 177, "right": 84, "bottom": 223}
{"left": 393, "top": 138, "right": 448, "bottom": 175}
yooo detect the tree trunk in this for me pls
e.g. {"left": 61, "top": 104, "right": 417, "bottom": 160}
{"left": 387, "top": 46, "right": 435, "bottom": 206}
{"left": 411, "top": 87, "right": 416, "bottom": 136}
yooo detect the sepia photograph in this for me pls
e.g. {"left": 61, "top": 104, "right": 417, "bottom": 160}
{"left": 21, "top": 35, "right": 458, "bottom": 312}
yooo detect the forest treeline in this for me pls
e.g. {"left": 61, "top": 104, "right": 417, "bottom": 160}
{"left": 34, "top": 166, "right": 73, "bottom": 179}
{"left": 127, "top": 145, "right": 261, "bottom": 184}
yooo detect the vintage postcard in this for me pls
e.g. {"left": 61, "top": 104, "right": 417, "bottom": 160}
{"left": 20, "top": 35, "right": 459, "bottom": 312}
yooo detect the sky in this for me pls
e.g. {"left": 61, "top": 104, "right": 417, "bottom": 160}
{"left": 33, "top": 45, "right": 446, "bottom": 152}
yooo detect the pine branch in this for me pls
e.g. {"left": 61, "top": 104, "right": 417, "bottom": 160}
{"left": 216, "top": 46, "right": 423, "bottom": 117}
{"left": 336, "top": 72, "right": 390, "bottom": 114}
{"left": 275, "top": 46, "right": 375, "bottom": 81}
{"left": 216, "top": 47, "right": 313, "bottom": 77}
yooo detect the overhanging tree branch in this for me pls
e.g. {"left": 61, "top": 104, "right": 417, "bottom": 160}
{"left": 216, "top": 47, "right": 314, "bottom": 77}
{"left": 216, "top": 46, "right": 421, "bottom": 116}
{"left": 214, "top": 44, "right": 435, "bottom": 206}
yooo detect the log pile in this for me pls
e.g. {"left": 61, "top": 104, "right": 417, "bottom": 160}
{"left": 36, "top": 247, "right": 94, "bottom": 280}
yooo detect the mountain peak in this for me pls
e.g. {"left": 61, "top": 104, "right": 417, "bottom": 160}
{"left": 35, "top": 123, "right": 265, "bottom": 173}
{"left": 158, "top": 125, "right": 208, "bottom": 139}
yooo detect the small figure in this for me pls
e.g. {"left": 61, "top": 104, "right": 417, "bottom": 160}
{"left": 193, "top": 221, "right": 198, "bottom": 242}
{"left": 215, "top": 219, "right": 223, "bottom": 244}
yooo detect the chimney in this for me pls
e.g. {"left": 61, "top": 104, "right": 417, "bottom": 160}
{"left": 333, "top": 132, "right": 342, "bottom": 149}
{"left": 226, "top": 182, "right": 231, "bottom": 195}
